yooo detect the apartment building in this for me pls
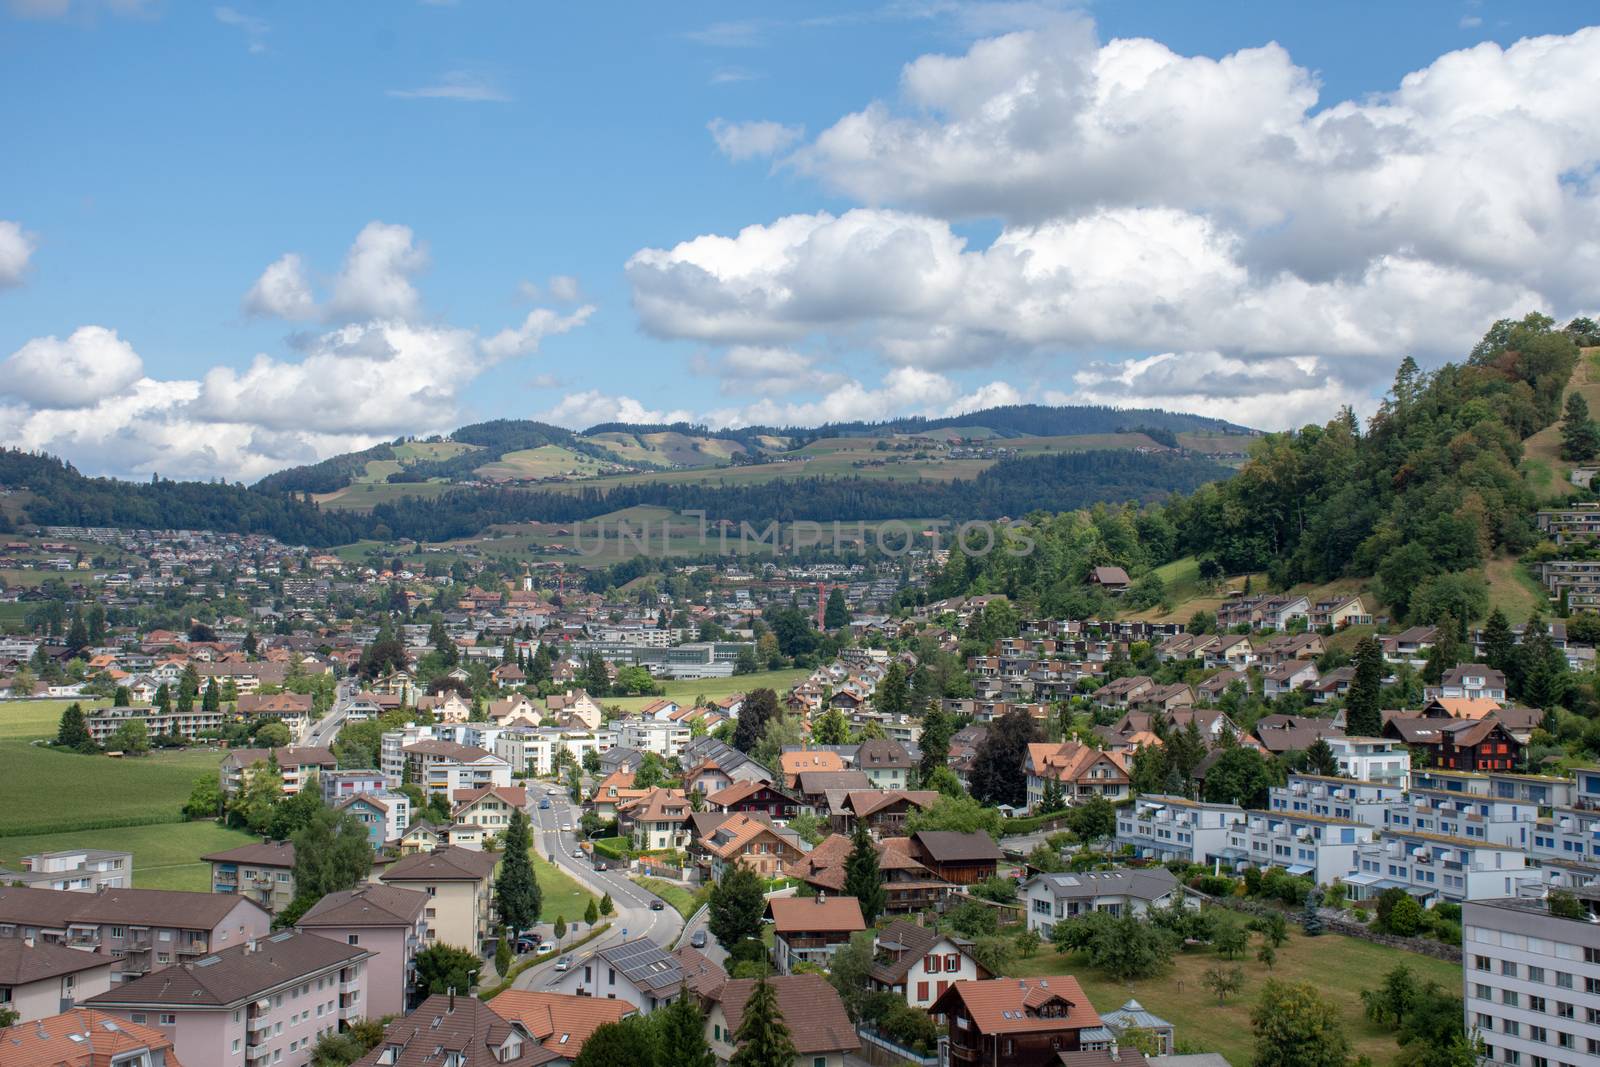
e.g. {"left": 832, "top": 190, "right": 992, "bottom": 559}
{"left": 0, "top": 850, "right": 132, "bottom": 893}
{"left": 1536, "top": 502, "right": 1600, "bottom": 544}
{"left": 1411, "top": 769, "right": 1578, "bottom": 809}
{"left": 85, "top": 929, "right": 370, "bottom": 1067}
{"left": 378, "top": 847, "right": 498, "bottom": 952}
{"left": 1463, "top": 892, "right": 1600, "bottom": 1067}
{"left": 1347, "top": 830, "right": 1542, "bottom": 903}
{"left": 297, "top": 884, "right": 428, "bottom": 1018}
{"left": 1219, "top": 811, "right": 1374, "bottom": 884}
{"left": 320, "top": 770, "right": 387, "bottom": 805}
{"left": 0, "top": 938, "right": 118, "bottom": 1022}
{"left": 1384, "top": 788, "right": 1537, "bottom": 849}
{"left": 1326, "top": 736, "right": 1412, "bottom": 784}
{"left": 400, "top": 740, "right": 512, "bottom": 798}
{"left": 335, "top": 791, "right": 411, "bottom": 849}
{"left": 219, "top": 747, "right": 337, "bottom": 797}
{"left": 0, "top": 887, "right": 270, "bottom": 979}
{"left": 84, "top": 705, "right": 226, "bottom": 745}
{"left": 493, "top": 727, "right": 615, "bottom": 776}
{"left": 450, "top": 786, "right": 526, "bottom": 836}
{"left": 1269, "top": 774, "right": 1404, "bottom": 827}
{"left": 1115, "top": 795, "right": 1241, "bottom": 865}
{"left": 202, "top": 841, "right": 297, "bottom": 915}
{"left": 617, "top": 719, "right": 690, "bottom": 760}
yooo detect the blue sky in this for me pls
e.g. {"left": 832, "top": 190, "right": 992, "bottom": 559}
{"left": 2, "top": 0, "right": 1598, "bottom": 479}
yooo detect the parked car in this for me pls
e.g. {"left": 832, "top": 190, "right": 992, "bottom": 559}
{"left": 649, "top": 899, "right": 665, "bottom": 911}
{"left": 690, "top": 930, "right": 707, "bottom": 948}
{"left": 560, "top": 823, "right": 572, "bottom": 832}
{"left": 538, "top": 798, "right": 550, "bottom": 810}
{"left": 514, "top": 936, "right": 539, "bottom": 953}
{"left": 554, "top": 955, "right": 573, "bottom": 972}
{"left": 547, "top": 787, "right": 561, "bottom": 795}
{"left": 537, "top": 941, "right": 557, "bottom": 954}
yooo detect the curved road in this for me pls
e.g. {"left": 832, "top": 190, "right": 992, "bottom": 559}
{"left": 511, "top": 786, "right": 686, "bottom": 990}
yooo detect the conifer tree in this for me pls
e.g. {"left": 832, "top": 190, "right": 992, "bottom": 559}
{"left": 729, "top": 974, "right": 797, "bottom": 1067}
{"left": 495, "top": 808, "right": 542, "bottom": 933}
{"left": 658, "top": 984, "right": 717, "bottom": 1067}
{"left": 1560, "top": 392, "right": 1600, "bottom": 461}
{"left": 55, "top": 702, "right": 91, "bottom": 751}
{"left": 843, "top": 822, "right": 886, "bottom": 925}
{"left": 1345, "top": 636, "right": 1384, "bottom": 738}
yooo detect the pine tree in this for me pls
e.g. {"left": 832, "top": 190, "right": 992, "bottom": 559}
{"left": 495, "top": 808, "right": 542, "bottom": 933}
{"left": 1039, "top": 777, "right": 1065, "bottom": 814}
{"left": 843, "top": 822, "right": 886, "bottom": 924}
{"left": 1303, "top": 737, "right": 1339, "bottom": 777}
{"left": 55, "top": 703, "right": 91, "bottom": 751}
{"left": 64, "top": 616, "right": 89, "bottom": 655}
{"left": 729, "top": 974, "right": 797, "bottom": 1067}
{"left": 823, "top": 588, "right": 850, "bottom": 629}
{"left": 1518, "top": 616, "right": 1569, "bottom": 709}
{"left": 918, "top": 704, "right": 955, "bottom": 782}
{"left": 873, "top": 663, "right": 909, "bottom": 716}
{"left": 1345, "top": 636, "right": 1384, "bottom": 738}
{"left": 1421, "top": 613, "right": 1461, "bottom": 685}
{"left": 1482, "top": 609, "right": 1515, "bottom": 675}
{"left": 202, "top": 678, "right": 220, "bottom": 713}
{"left": 1560, "top": 392, "right": 1600, "bottom": 461}
{"left": 658, "top": 984, "right": 717, "bottom": 1067}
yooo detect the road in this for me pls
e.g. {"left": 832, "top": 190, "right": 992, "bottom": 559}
{"left": 304, "top": 702, "right": 346, "bottom": 748}
{"left": 510, "top": 786, "right": 686, "bottom": 990}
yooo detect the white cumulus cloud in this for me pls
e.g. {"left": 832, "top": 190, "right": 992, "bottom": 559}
{"left": 0, "top": 220, "right": 36, "bottom": 288}
{"left": 1, "top": 326, "right": 145, "bottom": 408}
{"left": 708, "top": 118, "right": 805, "bottom": 162}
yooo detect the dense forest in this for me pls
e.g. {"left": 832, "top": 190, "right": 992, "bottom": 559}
{"left": 252, "top": 442, "right": 398, "bottom": 495}
{"left": 931, "top": 313, "right": 1587, "bottom": 626}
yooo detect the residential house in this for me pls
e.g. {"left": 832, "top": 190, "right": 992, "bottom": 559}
{"left": 704, "top": 974, "right": 860, "bottom": 1067}
{"left": 1380, "top": 626, "right": 1436, "bottom": 668}
{"left": 548, "top": 938, "right": 696, "bottom": 1013}
{"left": 768, "top": 895, "right": 866, "bottom": 974}
{"left": 0, "top": 939, "right": 118, "bottom": 1022}
{"left": 401, "top": 741, "right": 513, "bottom": 797}
{"left": 1423, "top": 664, "right": 1509, "bottom": 704}
{"left": 702, "top": 815, "right": 809, "bottom": 880}
{"left": 84, "top": 928, "right": 370, "bottom": 1067}
{"left": 297, "top": 884, "right": 428, "bottom": 1018}
{"left": 931, "top": 976, "right": 1104, "bottom": 1067}
{"left": 1308, "top": 596, "right": 1371, "bottom": 630}
{"left": 853, "top": 740, "right": 913, "bottom": 790}
{"left": 780, "top": 750, "right": 847, "bottom": 787}
{"left": 451, "top": 786, "right": 528, "bottom": 838}
{"left": 867, "top": 919, "right": 987, "bottom": 1009}
{"left": 907, "top": 832, "right": 1002, "bottom": 885}
{"left": 794, "top": 771, "right": 872, "bottom": 818}
{"left": 1218, "top": 811, "right": 1374, "bottom": 884}
{"left": 1024, "top": 743, "right": 1131, "bottom": 811}
{"left": 351, "top": 993, "right": 539, "bottom": 1067}
{"left": 706, "top": 779, "right": 802, "bottom": 821}
{"left": 336, "top": 792, "right": 409, "bottom": 850}
{"left": 1021, "top": 869, "right": 1192, "bottom": 936}
{"left": 487, "top": 991, "right": 637, "bottom": 1064}
{"left": 1099, "top": 1000, "right": 1176, "bottom": 1056}
{"left": 202, "top": 841, "right": 296, "bottom": 915}
{"left": 1091, "top": 676, "right": 1153, "bottom": 710}
{"left": 0, "top": 887, "right": 270, "bottom": 979}
{"left": 378, "top": 847, "right": 499, "bottom": 952}
{"left": 1215, "top": 594, "right": 1310, "bottom": 632}
{"left": 1261, "top": 660, "right": 1318, "bottom": 698}
{"left": 0, "top": 1008, "right": 182, "bottom": 1067}
{"left": 236, "top": 692, "right": 313, "bottom": 735}
{"left": 1383, "top": 716, "right": 1523, "bottom": 772}
{"left": 1088, "top": 567, "right": 1130, "bottom": 595}
{"left": 829, "top": 790, "right": 939, "bottom": 837}
{"left": 785, "top": 835, "right": 953, "bottom": 915}
{"left": 626, "top": 789, "right": 691, "bottom": 852}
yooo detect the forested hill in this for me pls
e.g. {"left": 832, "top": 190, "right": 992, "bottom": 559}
{"left": 0, "top": 451, "right": 370, "bottom": 546}
{"left": 929, "top": 313, "right": 1589, "bottom": 626}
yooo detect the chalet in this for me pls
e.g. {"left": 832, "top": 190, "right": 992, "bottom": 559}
{"left": 1382, "top": 716, "right": 1522, "bottom": 772}
{"left": 1137, "top": 683, "right": 1194, "bottom": 712}
{"left": 931, "top": 976, "right": 1104, "bottom": 1067}
{"left": 785, "top": 835, "right": 953, "bottom": 915}
{"left": 1261, "top": 659, "right": 1318, "bottom": 698}
{"left": 1423, "top": 664, "right": 1508, "bottom": 704}
{"left": 829, "top": 790, "right": 939, "bottom": 837}
{"left": 706, "top": 779, "right": 802, "bottom": 821}
{"left": 795, "top": 770, "right": 872, "bottom": 816}
{"left": 1088, "top": 567, "right": 1130, "bottom": 595}
{"left": 1381, "top": 626, "right": 1437, "bottom": 667}
{"left": 767, "top": 895, "right": 866, "bottom": 974}
{"left": 868, "top": 919, "right": 989, "bottom": 1009}
{"left": 908, "top": 831, "right": 1002, "bottom": 885}
{"left": 1023, "top": 743, "right": 1131, "bottom": 810}
{"left": 704, "top": 974, "right": 859, "bottom": 1067}
{"left": 702, "top": 813, "right": 809, "bottom": 879}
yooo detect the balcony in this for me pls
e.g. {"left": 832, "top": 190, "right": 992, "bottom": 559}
{"left": 340, "top": 978, "right": 360, "bottom": 995}
{"left": 247, "top": 1044, "right": 272, "bottom": 1063}
{"left": 247, "top": 1013, "right": 272, "bottom": 1034}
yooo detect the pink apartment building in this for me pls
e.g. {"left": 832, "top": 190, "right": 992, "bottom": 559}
{"left": 297, "top": 884, "right": 428, "bottom": 1018}
{"left": 85, "top": 929, "right": 372, "bottom": 1067}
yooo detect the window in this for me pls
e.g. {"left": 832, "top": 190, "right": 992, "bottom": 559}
{"left": 348, "top": 935, "right": 360, "bottom": 946}
{"left": 159, "top": 1014, "right": 175, "bottom": 1026}
{"left": 944, "top": 953, "right": 960, "bottom": 971}
{"left": 233, "top": 1038, "right": 241, "bottom": 1053}
{"left": 1530, "top": 966, "right": 1546, "bottom": 983}
{"left": 925, "top": 955, "right": 941, "bottom": 973}
{"left": 1503, "top": 961, "right": 1519, "bottom": 977}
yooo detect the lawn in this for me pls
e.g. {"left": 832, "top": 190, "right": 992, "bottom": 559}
{"left": 601, "top": 669, "right": 810, "bottom": 713}
{"left": 0, "top": 698, "right": 107, "bottom": 741}
{"left": 1009, "top": 927, "right": 1458, "bottom": 1066}
{"left": 631, "top": 876, "right": 703, "bottom": 919}
{"left": 0, "top": 821, "right": 256, "bottom": 892}
{"left": 0, "top": 741, "right": 222, "bottom": 836}
{"left": 1485, "top": 555, "right": 1547, "bottom": 623}
{"left": 531, "top": 853, "right": 599, "bottom": 929}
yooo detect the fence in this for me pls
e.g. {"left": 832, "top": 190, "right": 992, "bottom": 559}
{"left": 856, "top": 1027, "right": 939, "bottom": 1067}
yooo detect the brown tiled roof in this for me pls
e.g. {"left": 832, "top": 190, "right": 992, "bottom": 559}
{"left": 354, "top": 994, "right": 540, "bottom": 1066}
{"left": 237, "top": 692, "right": 313, "bottom": 714}
{"left": 794, "top": 770, "right": 870, "bottom": 795}
{"left": 867, "top": 919, "right": 944, "bottom": 984}
{"left": 403, "top": 739, "right": 496, "bottom": 761}
{"left": 629, "top": 788, "right": 690, "bottom": 824}
{"left": 200, "top": 840, "right": 295, "bottom": 867}
{"left": 1057, "top": 1051, "right": 1152, "bottom": 1067}
{"left": 706, "top": 779, "right": 770, "bottom": 807}
{"left": 0, "top": 886, "right": 266, "bottom": 931}
{"left": 489, "top": 990, "right": 634, "bottom": 1054}
{"left": 929, "top": 976, "right": 1101, "bottom": 1035}
{"left": 0, "top": 1009, "right": 183, "bottom": 1067}
{"left": 381, "top": 845, "right": 499, "bottom": 883}
{"left": 0, "top": 939, "right": 118, "bottom": 985}
{"left": 222, "top": 745, "right": 336, "bottom": 769}
{"left": 767, "top": 895, "right": 866, "bottom": 934}
{"left": 451, "top": 785, "right": 529, "bottom": 813}
{"left": 297, "top": 884, "right": 428, "bottom": 928}
{"left": 673, "top": 945, "right": 727, "bottom": 997}
{"left": 845, "top": 789, "right": 939, "bottom": 818}
{"left": 84, "top": 929, "right": 369, "bottom": 1008}
{"left": 712, "top": 974, "right": 860, "bottom": 1055}
{"left": 854, "top": 739, "right": 913, "bottom": 769}
{"left": 911, "top": 831, "right": 1003, "bottom": 863}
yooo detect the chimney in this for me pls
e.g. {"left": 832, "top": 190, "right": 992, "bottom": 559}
{"left": 246, "top": 939, "right": 256, "bottom": 953}
{"left": 448, "top": 989, "right": 455, "bottom": 1012}
{"left": 1109, "top": 1039, "right": 1120, "bottom": 1062}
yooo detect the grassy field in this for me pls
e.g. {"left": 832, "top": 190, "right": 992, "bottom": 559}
{"left": 477, "top": 445, "right": 611, "bottom": 482}
{"left": 0, "top": 741, "right": 222, "bottom": 836}
{"left": 315, "top": 479, "right": 457, "bottom": 511}
{"left": 530, "top": 853, "right": 599, "bottom": 929}
{"left": 0, "top": 698, "right": 108, "bottom": 741}
{"left": 631, "top": 876, "right": 703, "bottom": 918}
{"left": 1010, "top": 928, "right": 1457, "bottom": 1066}
{"left": 601, "top": 669, "right": 810, "bottom": 713}
{"left": 1485, "top": 555, "right": 1548, "bottom": 623}
{"left": 0, "top": 822, "right": 256, "bottom": 891}
{"left": 1520, "top": 348, "right": 1600, "bottom": 500}
{"left": 585, "top": 431, "right": 748, "bottom": 468}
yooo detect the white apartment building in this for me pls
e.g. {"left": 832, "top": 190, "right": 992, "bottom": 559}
{"left": 1219, "top": 810, "right": 1374, "bottom": 884}
{"left": 1347, "top": 830, "right": 1542, "bottom": 903}
{"left": 1411, "top": 769, "right": 1578, "bottom": 809}
{"left": 1116, "top": 795, "right": 1241, "bottom": 865}
{"left": 618, "top": 718, "right": 690, "bottom": 760}
{"left": 1326, "top": 736, "right": 1411, "bottom": 784}
{"left": 1463, "top": 892, "right": 1600, "bottom": 1067}
{"left": 493, "top": 727, "right": 616, "bottom": 776}
{"left": 1385, "top": 788, "right": 1538, "bottom": 849}
{"left": 1270, "top": 774, "right": 1404, "bottom": 828}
